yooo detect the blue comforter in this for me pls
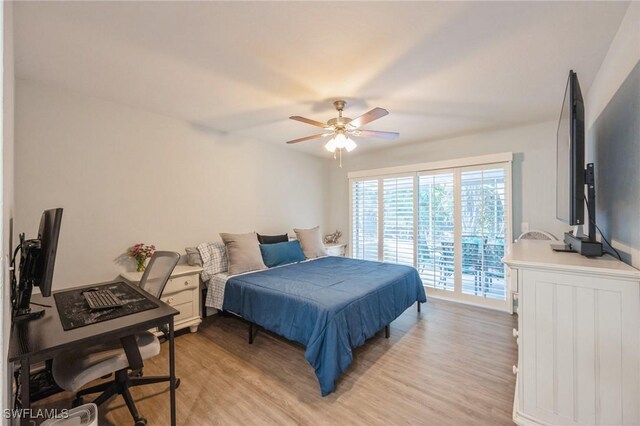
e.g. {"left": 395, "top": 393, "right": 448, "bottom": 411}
{"left": 222, "top": 256, "right": 426, "bottom": 396}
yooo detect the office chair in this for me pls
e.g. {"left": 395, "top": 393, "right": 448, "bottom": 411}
{"left": 52, "top": 251, "right": 181, "bottom": 426}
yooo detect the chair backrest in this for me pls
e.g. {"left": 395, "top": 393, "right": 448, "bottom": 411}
{"left": 139, "top": 251, "right": 180, "bottom": 298}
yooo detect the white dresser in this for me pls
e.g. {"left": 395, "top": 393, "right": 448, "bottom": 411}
{"left": 504, "top": 240, "right": 640, "bottom": 426}
{"left": 120, "top": 264, "right": 203, "bottom": 333}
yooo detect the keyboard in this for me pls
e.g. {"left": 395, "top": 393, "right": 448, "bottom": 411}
{"left": 82, "top": 289, "right": 123, "bottom": 310}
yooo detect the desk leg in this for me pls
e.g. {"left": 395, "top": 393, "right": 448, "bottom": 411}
{"left": 20, "top": 358, "right": 30, "bottom": 426}
{"left": 169, "top": 319, "right": 176, "bottom": 426}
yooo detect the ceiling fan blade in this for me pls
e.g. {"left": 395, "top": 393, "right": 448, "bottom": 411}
{"left": 353, "top": 130, "right": 399, "bottom": 140}
{"left": 290, "top": 116, "right": 330, "bottom": 129}
{"left": 286, "top": 133, "right": 331, "bottom": 144}
{"left": 347, "top": 107, "right": 389, "bottom": 129}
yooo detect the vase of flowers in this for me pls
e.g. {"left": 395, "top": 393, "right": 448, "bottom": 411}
{"left": 128, "top": 243, "right": 156, "bottom": 272}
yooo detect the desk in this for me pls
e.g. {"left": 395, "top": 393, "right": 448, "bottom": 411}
{"left": 8, "top": 281, "right": 179, "bottom": 425}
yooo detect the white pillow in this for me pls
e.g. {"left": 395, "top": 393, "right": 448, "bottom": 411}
{"left": 293, "top": 226, "right": 328, "bottom": 259}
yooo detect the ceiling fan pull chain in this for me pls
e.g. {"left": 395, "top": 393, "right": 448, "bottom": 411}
{"left": 339, "top": 148, "right": 343, "bottom": 168}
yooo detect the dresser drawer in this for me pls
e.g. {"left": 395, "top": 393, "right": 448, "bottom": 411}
{"left": 164, "top": 275, "right": 198, "bottom": 295}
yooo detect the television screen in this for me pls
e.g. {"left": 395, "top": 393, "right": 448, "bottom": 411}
{"left": 556, "top": 70, "right": 585, "bottom": 225}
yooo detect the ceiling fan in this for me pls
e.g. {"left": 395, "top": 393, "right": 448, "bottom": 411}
{"left": 286, "top": 100, "right": 399, "bottom": 162}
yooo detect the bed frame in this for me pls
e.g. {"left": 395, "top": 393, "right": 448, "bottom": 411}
{"left": 245, "top": 301, "right": 421, "bottom": 344}
{"left": 202, "top": 288, "right": 423, "bottom": 344}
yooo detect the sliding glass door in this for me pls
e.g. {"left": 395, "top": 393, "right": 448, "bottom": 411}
{"left": 350, "top": 161, "right": 510, "bottom": 310}
{"left": 459, "top": 167, "right": 507, "bottom": 301}
{"left": 417, "top": 172, "right": 455, "bottom": 291}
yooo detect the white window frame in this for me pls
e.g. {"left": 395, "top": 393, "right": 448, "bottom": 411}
{"left": 348, "top": 153, "right": 513, "bottom": 312}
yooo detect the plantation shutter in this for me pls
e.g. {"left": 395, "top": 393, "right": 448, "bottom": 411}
{"left": 382, "top": 176, "right": 414, "bottom": 266}
{"left": 351, "top": 179, "right": 379, "bottom": 261}
{"left": 460, "top": 168, "right": 506, "bottom": 299}
{"left": 417, "top": 172, "right": 455, "bottom": 291}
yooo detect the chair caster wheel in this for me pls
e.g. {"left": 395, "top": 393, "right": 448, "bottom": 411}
{"left": 175, "top": 378, "right": 181, "bottom": 389}
{"left": 72, "top": 396, "right": 83, "bottom": 408}
{"left": 134, "top": 418, "right": 147, "bottom": 426}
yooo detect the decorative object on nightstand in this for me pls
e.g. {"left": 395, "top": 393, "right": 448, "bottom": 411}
{"left": 324, "top": 243, "right": 347, "bottom": 257}
{"left": 127, "top": 243, "right": 156, "bottom": 272}
{"left": 120, "top": 264, "right": 203, "bottom": 333}
{"left": 324, "top": 230, "right": 342, "bottom": 244}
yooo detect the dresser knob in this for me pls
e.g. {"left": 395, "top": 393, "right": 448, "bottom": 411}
{"left": 184, "top": 281, "right": 189, "bottom": 286}
{"left": 512, "top": 328, "right": 519, "bottom": 338}
{"left": 513, "top": 365, "right": 518, "bottom": 375}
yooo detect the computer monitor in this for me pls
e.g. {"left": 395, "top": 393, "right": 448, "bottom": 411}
{"left": 36, "top": 208, "right": 63, "bottom": 297}
{"left": 12, "top": 208, "right": 63, "bottom": 321}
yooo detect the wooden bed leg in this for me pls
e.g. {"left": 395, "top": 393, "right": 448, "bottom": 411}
{"left": 417, "top": 302, "right": 421, "bottom": 313}
{"left": 248, "top": 323, "right": 254, "bottom": 344}
{"left": 384, "top": 324, "right": 390, "bottom": 339}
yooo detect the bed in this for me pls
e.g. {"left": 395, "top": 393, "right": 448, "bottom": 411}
{"left": 203, "top": 255, "right": 426, "bottom": 396}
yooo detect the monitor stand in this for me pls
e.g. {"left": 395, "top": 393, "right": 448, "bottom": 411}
{"left": 551, "top": 243, "right": 573, "bottom": 252}
{"left": 13, "top": 308, "right": 45, "bottom": 322}
{"left": 11, "top": 235, "right": 46, "bottom": 323}
{"left": 552, "top": 225, "right": 586, "bottom": 252}
{"left": 552, "top": 164, "right": 603, "bottom": 257}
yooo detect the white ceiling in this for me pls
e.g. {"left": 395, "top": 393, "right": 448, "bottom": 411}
{"left": 15, "top": 1, "right": 629, "bottom": 157}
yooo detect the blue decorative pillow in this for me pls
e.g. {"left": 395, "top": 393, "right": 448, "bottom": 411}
{"left": 259, "top": 241, "right": 305, "bottom": 268}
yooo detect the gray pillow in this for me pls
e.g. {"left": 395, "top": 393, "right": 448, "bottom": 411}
{"left": 219, "top": 232, "right": 267, "bottom": 275}
{"left": 185, "top": 247, "right": 203, "bottom": 267}
{"left": 293, "top": 226, "right": 328, "bottom": 259}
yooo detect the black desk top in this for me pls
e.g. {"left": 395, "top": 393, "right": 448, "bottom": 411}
{"left": 9, "top": 280, "right": 178, "bottom": 363}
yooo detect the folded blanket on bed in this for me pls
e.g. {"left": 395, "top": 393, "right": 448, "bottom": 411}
{"left": 222, "top": 256, "right": 426, "bottom": 396}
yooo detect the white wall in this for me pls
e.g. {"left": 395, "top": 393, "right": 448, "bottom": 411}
{"left": 1, "top": 1, "right": 14, "bottom": 413}
{"left": 327, "top": 120, "right": 567, "bottom": 241}
{"left": 15, "top": 80, "right": 330, "bottom": 289}
{"left": 586, "top": 2, "right": 639, "bottom": 132}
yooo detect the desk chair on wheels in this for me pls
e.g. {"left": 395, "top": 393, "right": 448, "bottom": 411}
{"left": 52, "top": 251, "right": 181, "bottom": 426}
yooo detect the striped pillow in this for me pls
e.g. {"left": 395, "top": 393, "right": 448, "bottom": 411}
{"left": 197, "top": 242, "right": 228, "bottom": 281}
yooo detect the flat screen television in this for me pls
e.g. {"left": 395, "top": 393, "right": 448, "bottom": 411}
{"left": 556, "top": 70, "right": 585, "bottom": 226}
{"left": 554, "top": 71, "right": 602, "bottom": 256}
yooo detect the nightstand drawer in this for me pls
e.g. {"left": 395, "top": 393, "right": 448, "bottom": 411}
{"left": 172, "top": 301, "right": 194, "bottom": 323}
{"left": 161, "top": 289, "right": 193, "bottom": 307}
{"left": 164, "top": 275, "right": 198, "bottom": 294}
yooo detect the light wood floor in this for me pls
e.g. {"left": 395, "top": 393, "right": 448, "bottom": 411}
{"left": 36, "top": 298, "right": 517, "bottom": 425}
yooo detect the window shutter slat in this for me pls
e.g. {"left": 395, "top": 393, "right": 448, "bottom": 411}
{"left": 352, "top": 179, "right": 379, "bottom": 261}
{"left": 382, "top": 176, "right": 414, "bottom": 266}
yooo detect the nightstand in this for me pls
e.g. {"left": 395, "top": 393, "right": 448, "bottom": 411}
{"left": 324, "top": 243, "right": 347, "bottom": 257}
{"left": 120, "top": 264, "right": 203, "bottom": 333}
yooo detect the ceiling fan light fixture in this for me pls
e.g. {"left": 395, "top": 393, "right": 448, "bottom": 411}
{"left": 334, "top": 132, "right": 347, "bottom": 149}
{"left": 325, "top": 137, "right": 338, "bottom": 153}
{"left": 344, "top": 138, "right": 357, "bottom": 152}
